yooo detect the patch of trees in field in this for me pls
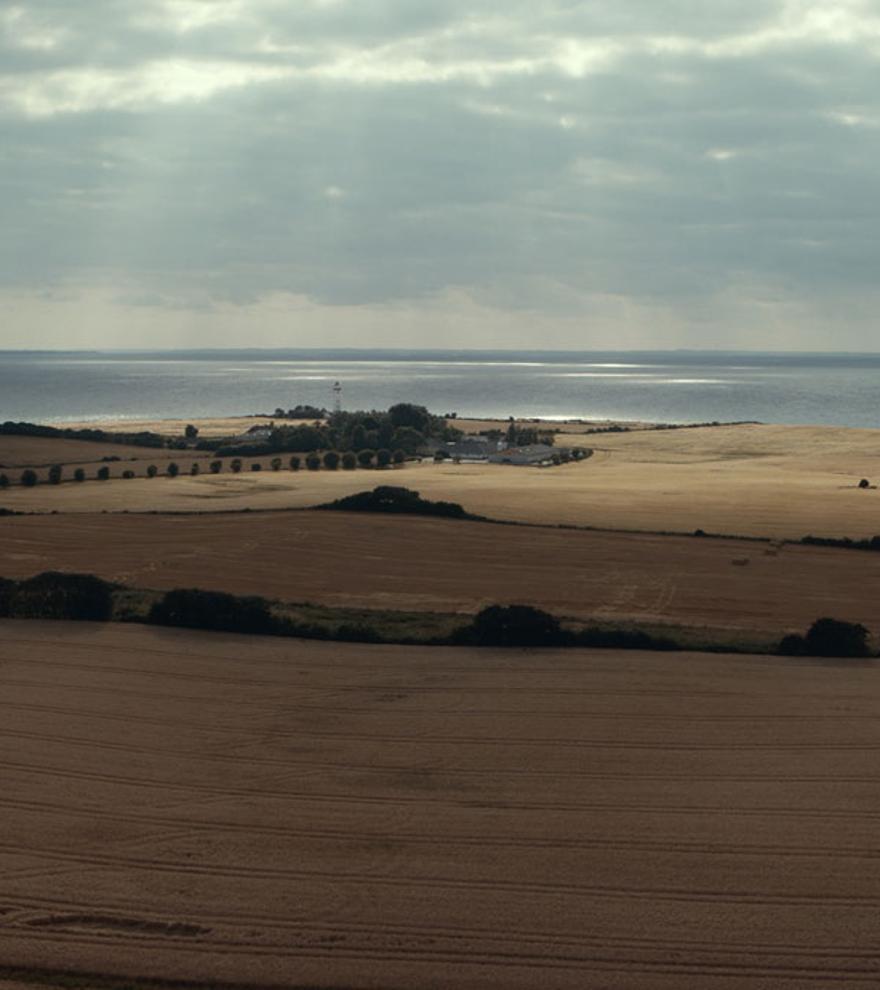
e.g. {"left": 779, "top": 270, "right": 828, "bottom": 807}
{"left": 317, "top": 485, "right": 467, "bottom": 518}
{"left": 213, "top": 403, "right": 458, "bottom": 459}
{"left": 0, "top": 571, "right": 876, "bottom": 658}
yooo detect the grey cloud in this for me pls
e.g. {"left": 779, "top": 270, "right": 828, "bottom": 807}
{"left": 2, "top": 0, "right": 880, "bottom": 347}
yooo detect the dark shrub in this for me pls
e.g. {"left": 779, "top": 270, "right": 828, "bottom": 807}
{"left": 251, "top": 462, "right": 261, "bottom": 472}
{"left": 122, "top": 469, "right": 135, "bottom": 479}
{"left": 190, "top": 462, "right": 200, "bottom": 476}
{"left": 357, "top": 449, "right": 375, "bottom": 468}
{"left": 0, "top": 576, "right": 17, "bottom": 616}
{"left": 576, "top": 627, "right": 677, "bottom": 650}
{"left": 0, "top": 474, "right": 8, "bottom": 489}
{"left": 48, "top": 464, "right": 62, "bottom": 485}
{"left": 21, "top": 469, "right": 38, "bottom": 487}
{"left": 375, "top": 448, "right": 392, "bottom": 468}
{"left": 457, "top": 605, "right": 569, "bottom": 648}
{"left": 146, "top": 464, "right": 158, "bottom": 478}
{"left": 323, "top": 450, "right": 340, "bottom": 470}
{"left": 184, "top": 424, "right": 199, "bottom": 439}
{"left": 858, "top": 478, "right": 870, "bottom": 489}
{"left": 148, "top": 588, "right": 276, "bottom": 635}
{"left": 289, "top": 455, "right": 301, "bottom": 471}
{"left": 73, "top": 468, "right": 85, "bottom": 482}
{"left": 270, "top": 457, "right": 282, "bottom": 471}
{"left": 804, "top": 617, "right": 870, "bottom": 657}
{"left": 306, "top": 453, "right": 321, "bottom": 471}
{"left": 231, "top": 458, "right": 242, "bottom": 473}
{"left": 317, "top": 485, "right": 466, "bottom": 518}
{"left": 9, "top": 571, "right": 114, "bottom": 621}
{"left": 778, "top": 633, "right": 806, "bottom": 656}
{"left": 166, "top": 462, "right": 179, "bottom": 478}
{"left": 210, "top": 460, "right": 222, "bottom": 474}
{"left": 96, "top": 466, "right": 110, "bottom": 481}
{"left": 335, "top": 623, "right": 384, "bottom": 644}
{"left": 342, "top": 451, "right": 357, "bottom": 470}
{"left": 392, "top": 449, "right": 405, "bottom": 465}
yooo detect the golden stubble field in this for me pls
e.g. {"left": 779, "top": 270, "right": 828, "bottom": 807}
{"left": 3, "top": 423, "right": 880, "bottom": 538}
{"left": 1, "top": 621, "right": 878, "bottom": 989}
{"left": 2, "top": 510, "right": 879, "bottom": 637}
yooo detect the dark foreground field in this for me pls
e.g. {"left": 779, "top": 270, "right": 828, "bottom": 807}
{"left": 1, "top": 621, "right": 878, "bottom": 988}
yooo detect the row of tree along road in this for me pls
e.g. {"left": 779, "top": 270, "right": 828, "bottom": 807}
{"left": 0, "top": 449, "right": 408, "bottom": 488}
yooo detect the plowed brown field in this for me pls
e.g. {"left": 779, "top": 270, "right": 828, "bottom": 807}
{"left": 1, "top": 621, "right": 878, "bottom": 988}
{"left": 2, "top": 510, "right": 879, "bottom": 635}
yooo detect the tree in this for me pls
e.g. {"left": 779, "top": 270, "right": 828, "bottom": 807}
{"left": 271, "top": 457, "right": 282, "bottom": 471}
{"left": 210, "top": 460, "right": 222, "bottom": 474}
{"left": 47, "top": 464, "right": 62, "bottom": 485}
{"left": 376, "top": 448, "right": 392, "bottom": 468}
{"left": 391, "top": 426, "right": 424, "bottom": 455}
{"left": 148, "top": 588, "right": 275, "bottom": 635}
{"left": 96, "top": 466, "right": 110, "bottom": 481}
{"left": 122, "top": 469, "right": 135, "bottom": 479}
{"left": 342, "top": 451, "right": 357, "bottom": 470}
{"left": 21, "top": 469, "right": 38, "bottom": 487}
{"left": 506, "top": 418, "right": 517, "bottom": 446}
{"left": 9, "top": 571, "right": 114, "bottom": 621}
{"left": 184, "top": 424, "right": 199, "bottom": 439}
{"left": 167, "top": 462, "right": 179, "bottom": 478}
{"left": 306, "top": 452, "right": 321, "bottom": 471}
{"left": 859, "top": 478, "right": 870, "bottom": 489}
{"left": 230, "top": 458, "right": 242, "bottom": 473}
{"left": 289, "top": 455, "right": 301, "bottom": 471}
{"left": 805, "top": 618, "right": 870, "bottom": 657}
{"left": 388, "top": 403, "right": 431, "bottom": 434}
{"left": 251, "top": 462, "right": 262, "bottom": 471}
{"left": 392, "top": 449, "right": 406, "bottom": 465}
{"left": 190, "top": 462, "right": 200, "bottom": 476}
{"left": 323, "top": 450, "right": 341, "bottom": 470}
{"left": 352, "top": 424, "right": 368, "bottom": 450}
{"left": 458, "top": 605, "right": 568, "bottom": 647}
{"left": 0, "top": 474, "right": 9, "bottom": 489}
{"left": 146, "top": 464, "right": 158, "bottom": 478}
{"left": 357, "top": 448, "right": 375, "bottom": 468}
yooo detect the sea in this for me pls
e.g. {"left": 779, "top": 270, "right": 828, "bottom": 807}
{"left": 2, "top": 350, "right": 880, "bottom": 429}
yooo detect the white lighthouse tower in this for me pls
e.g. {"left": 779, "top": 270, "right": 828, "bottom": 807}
{"left": 332, "top": 380, "right": 343, "bottom": 414}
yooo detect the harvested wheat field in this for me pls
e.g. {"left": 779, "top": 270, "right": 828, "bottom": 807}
{"left": 1, "top": 621, "right": 878, "bottom": 989}
{"left": 4, "top": 423, "right": 880, "bottom": 539}
{"left": 53, "top": 415, "right": 280, "bottom": 438}
{"left": 2, "top": 511, "right": 879, "bottom": 637}
{"left": 0, "top": 435, "right": 195, "bottom": 470}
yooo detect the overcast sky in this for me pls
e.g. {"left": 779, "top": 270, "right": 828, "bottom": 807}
{"left": 2, "top": 0, "right": 880, "bottom": 351}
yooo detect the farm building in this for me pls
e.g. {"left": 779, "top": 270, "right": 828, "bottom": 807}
{"left": 489, "top": 443, "right": 557, "bottom": 466}
{"left": 445, "top": 436, "right": 504, "bottom": 461}
{"left": 233, "top": 424, "right": 274, "bottom": 443}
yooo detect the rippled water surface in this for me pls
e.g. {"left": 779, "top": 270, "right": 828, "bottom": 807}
{"left": 2, "top": 350, "right": 879, "bottom": 427}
